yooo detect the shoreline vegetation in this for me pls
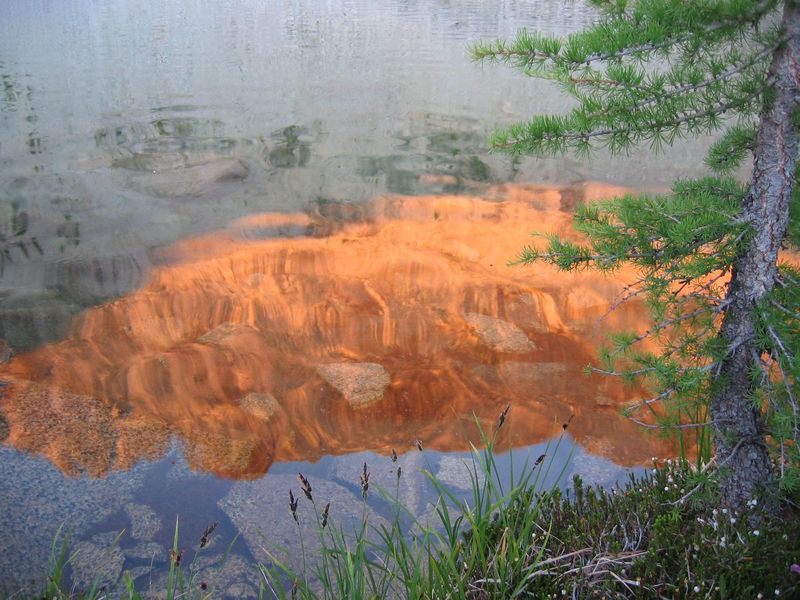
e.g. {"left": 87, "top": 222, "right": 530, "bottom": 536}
{"left": 29, "top": 412, "right": 800, "bottom": 599}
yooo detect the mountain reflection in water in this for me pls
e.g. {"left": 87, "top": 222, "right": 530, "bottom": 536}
{"left": 0, "top": 183, "right": 674, "bottom": 479}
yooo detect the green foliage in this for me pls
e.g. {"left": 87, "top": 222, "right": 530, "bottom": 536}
{"left": 705, "top": 124, "right": 757, "bottom": 173}
{"left": 473, "top": 0, "right": 800, "bottom": 488}
{"left": 262, "top": 423, "right": 570, "bottom": 599}
{"left": 261, "top": 419, "right": 798, "bottom": 599}
{"left": 533, "top": 461, "right": 800, "bottom": 598}
{"left": 516, "top": 178, "right": 751, "bottom": 464}
{"left": 472, "top": 0, "right": 779, "bottom": 156}
{"left": 754, "top": 264, "right": 800, "bottom": 490}
{"left": 42, "top": 524, "right": 77, "bottom": 599}
{"left": 787, "top": 164, "right": 800, "bottom": 248}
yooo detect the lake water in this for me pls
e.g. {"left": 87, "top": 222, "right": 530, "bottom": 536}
{"left": 0, "top": 1, "right": 714, "bottom": 596}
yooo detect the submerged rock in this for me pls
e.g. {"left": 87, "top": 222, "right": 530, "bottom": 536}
{"left": 236, "top": 392, "right": 278, "bottom": 421}
{"left": 435, "top": 455, "right": 486, "bottom": 491}
{"left": 219, "top": 473, "right": 379, "bottom": 573}
{"left": 464, "top": 312, "right": 536, "bottom": 353}
{"left": 131, "top": 159, "right": 249, "bottom": 198}
{"left": 183, "top": 429, "right": 261, "bottom": 477}
{"left": 316, "top": 362, "right": 391, "bottom": 408}
{"left": 499, "top": 361, "right": 571, "bottom": 392}
{"left": 570, "top": 450, "right": 623, "bottom": 488}
{"left": 141, "top": 554, "right": 259, "bottom": 600}
{"left": 70, "top": 538, "right": 125, "bottom": 587}
{"left": 198, "top": 322, "right": 249, "bottom": 345}
{"left": 0, "top": 446, "right": 144, "bottom": 596}
{"left": 126, "top": 565, "right": 156, "bottom": 583}
{"left": 124, "top": 541, "right": 164, "bottom": 561}
{"left": 124, "top": 502, "right": 162, "bottom": 541}
{"left": 329, "top": 450, "right": 434, "bottom": 518}
{"left": 197, "top": 554, "right": 260, "bottom": 599}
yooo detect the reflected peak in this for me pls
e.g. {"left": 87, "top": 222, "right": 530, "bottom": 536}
{"left": 0, "top": 183, "right": 675, "bottom": 478}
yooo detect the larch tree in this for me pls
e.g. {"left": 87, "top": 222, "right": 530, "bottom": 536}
{"left": 473, "top": 0, "right": 800, "bottom": 512}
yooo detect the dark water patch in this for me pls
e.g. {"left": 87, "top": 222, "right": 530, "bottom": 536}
{"left": 151, "top": 104, "right": 207, "bottom": 113}
{"left": 47, "top": 254, "right": 146, "bottom": 307}
{"left": 0, "top": 291, "right": 80, "bottom": 352}
{"left": 0, "top": 409, "right": 8, "bottom": 441}
{"left": 241, "top": 224, "right": 313, "bottom": 240}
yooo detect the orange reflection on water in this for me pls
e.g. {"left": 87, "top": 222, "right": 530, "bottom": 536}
{"left": 0, "top": 183, "right": 675, "bottom": 478}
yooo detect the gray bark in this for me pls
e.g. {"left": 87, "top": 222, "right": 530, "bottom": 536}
{"left": 711, "top": 0, "right": 800, "bottom": 511}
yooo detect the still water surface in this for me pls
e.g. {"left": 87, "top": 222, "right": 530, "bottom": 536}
{"left": 0, "top": 0, "right": 711, "bottom": 595}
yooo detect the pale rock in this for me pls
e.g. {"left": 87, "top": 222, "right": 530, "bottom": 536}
{"left": 237, "top": 392, "right": 278, "bottom": 421}
{"left": 125, "top": 503, "right": 162, "bottom": 541}
{"left": 219, "top": 474, "right": 388, "bottom": 575}
{"left": 435, "top": 455, "right": 485, "bottom": 491}
{"left": 594, "top": 395, "right": 615, "bottom": 407}
{"left": 570, "top": 451, "right": 622, "bottom": 488}
{"left": 125, "top": 541, "right": 164, "bottom": 561}
{"left": 126, "top": 565, "right": 156, "bottom": 582}
{"left": 198, "top": 322, "right": 244, "bottom": 345}
{"left": 70, "top": 539, "right": 125, "bottom": 587}
{"left": 464, "top": 313, "right": 536, "bottom": 353}
{"left": 133, "top": 159, "right": 249, "bottom": 198}
{"left": 317, "top": 362, "right": 391, "bottom": 408}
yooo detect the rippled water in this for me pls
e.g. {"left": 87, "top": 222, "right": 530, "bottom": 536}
{"left": 0, "top": 1, "right": 709, "bottom": 596}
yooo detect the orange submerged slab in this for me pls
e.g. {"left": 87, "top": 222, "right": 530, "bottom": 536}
{"left": 0, "top": 183, "right": 675, "bottom": 478}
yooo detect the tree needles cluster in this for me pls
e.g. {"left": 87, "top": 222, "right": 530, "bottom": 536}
{"left": 473, "top": 0, "right": 800, "bottom": 512}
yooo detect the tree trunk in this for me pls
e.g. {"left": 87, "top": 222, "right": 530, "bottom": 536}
{"left": 711, "top": 1, "right": 800, "bottom": 512}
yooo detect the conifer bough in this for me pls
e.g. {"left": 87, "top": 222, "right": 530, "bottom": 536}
{"left": 473, "top": 0, "right": 800, "bottom": 512}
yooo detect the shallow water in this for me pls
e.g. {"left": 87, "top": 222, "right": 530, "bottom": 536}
{"left": 0, "top": 1, "right": 711, "bottom": 596}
